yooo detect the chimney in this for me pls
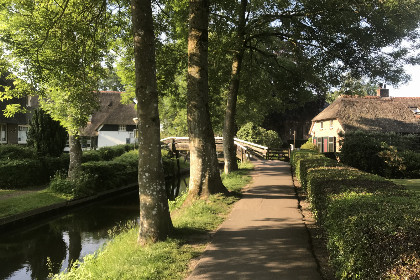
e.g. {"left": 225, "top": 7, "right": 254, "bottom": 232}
{"left": 376, "top": 83, "right": 390, "bottom": 98}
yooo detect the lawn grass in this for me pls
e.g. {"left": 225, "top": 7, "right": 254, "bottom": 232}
{"left": 391, "top": 178, "right": 420, "bottom": 193}
{"left": 52, "top": 162, "right": 253, "bottom": 280}
{"left": 0, "top": 189, "right": 69, "bottom": 219}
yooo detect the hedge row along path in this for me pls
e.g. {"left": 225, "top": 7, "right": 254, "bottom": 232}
{"left": 187, "top": 159, "right": 321, "bottom": 280}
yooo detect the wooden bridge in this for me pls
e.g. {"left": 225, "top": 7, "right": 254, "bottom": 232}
{"left": 161, "top": 137, "right": 288, "bottom": 161}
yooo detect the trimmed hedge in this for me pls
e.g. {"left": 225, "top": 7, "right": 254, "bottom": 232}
{"left": 82, "top": 144, "right": 134, "bottom": 162}
{"left": 50, "top": 150, "right": 180, "bottom": 198}
{"left": 0, "top": 155, "right": 69, "bottom": 188}
{"left": 292, "top": 150, "right": 420, "bottom": 279}
{"left": 0, "top": 145, "right": 36, "bottom": 160}
{"left": 0, "top": 159, "right": 45, "bottom": 188}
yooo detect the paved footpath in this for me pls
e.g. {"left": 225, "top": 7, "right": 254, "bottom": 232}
{"left": 186, "top": 160, "right": 322, "bottom": 280}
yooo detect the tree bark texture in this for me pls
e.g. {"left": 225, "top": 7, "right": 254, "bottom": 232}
{"left": 223, "top": 0, "right": 247, "bottom": 174}
{"left": 131, "top": 0, "right": 172, "bottom": 244}
{"left": 187, "top": 0, "right": 228, "bottom": 198}
{"left": 68, "top": 134, "right": 82, "bottom": 180}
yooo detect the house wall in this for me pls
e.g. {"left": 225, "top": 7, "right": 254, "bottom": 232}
{"left": 98, "top": 131, "right": 136, "bottom": 148}
{"left": 310, "top": 119, "right": 344, "bottom": 152}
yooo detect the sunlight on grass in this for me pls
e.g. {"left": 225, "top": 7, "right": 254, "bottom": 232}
{"left": 52, "top": 163, "right": 254, "bottom": 280}
{"left": 0, "top": 190, "right": 68, "bottom": 219}
{"left": 392, "top": 179, "right": 420, "bottom": 193}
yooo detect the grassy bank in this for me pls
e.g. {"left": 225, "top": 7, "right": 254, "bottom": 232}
{"left": 392, "top": 178, "right": 420, "bottom": 193}
{"left": 0, "top": 154, "right": 189, "bottom": 220}
{"left": 52, "top": 162, "right": 253, "bottom": 280}
{"left": 0, "top": 189, "right": 68, "bottom": 219}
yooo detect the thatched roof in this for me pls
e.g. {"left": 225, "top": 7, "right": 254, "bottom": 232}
{"left": 80, "top": 91, "right": 136, "bottom": 137}
{"left": 312, "top": 96, "right": 420, "bottom": 134}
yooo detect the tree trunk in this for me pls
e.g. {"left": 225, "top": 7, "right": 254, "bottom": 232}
{"left": 223, "top": 0, "right": 247, "bottom": 174}
{"left": 131, "top": 0, "right": 172, "bottom": 244}
{"left": 68, "top": 134, "right": 82, "bottom": 180}
{"left": 187, "top": 0, "right": 228, "bottom": 198}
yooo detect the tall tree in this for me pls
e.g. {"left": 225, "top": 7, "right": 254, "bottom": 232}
{"left": 0, "top": 0, "right": 109, "bottom": 180}
{"left": 222, "top": 0, "right": 247, "bottom": 174}
{"left": 187, "top": 0, "right": 228, "bottom": 198}
{"left": 214, "top": 0, "right": 420, "bottom": 174}
{"left": 131, "top": 0, "right": 173, "bottom": 243}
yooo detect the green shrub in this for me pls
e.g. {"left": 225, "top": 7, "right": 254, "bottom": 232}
{"left": 325, "top": 192, "right": 419, "bottom": 279}
{"left": 305, "top": 166, "right": 400, "bottom": 222}
{"left": 290, "top": 149, "right": 319, "bottom": 171}
{"left": 300, "top": 138, "right": 318, "bottom": 151}
{"left": 295, "top": 153, "right": 419, "bottom": 279}
{"left": 41, "top": 154, "right": 69, "bottom": 178}
{"left": 82, "top": 145, "right": 134, "bottom": 162}
{"left": 401, "top": 150, "right": 420, "bottom": 179}
{"left": 340, "top": 131, "right": 420, "bottom": 178}
{"left": 0, "top": 159, "right": 46, "bottom": 188}
{"left": 0, "top": 145, "right": 36, "bottom": 160}
{"left": 237, "top": 122, "right": 282, "bottom": 147}
{"left": 49, "top": 171, "right": 98, "bottom": 198}
{"left": 81, "top": 161, "right": 132, "bottom": 192}
{"left": 82, "top": 150, "right": 102, "bottom": 163}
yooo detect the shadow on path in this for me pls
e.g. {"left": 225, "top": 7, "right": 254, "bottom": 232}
{"left": 186, "top": 160, "right": 321, "bottom": 280}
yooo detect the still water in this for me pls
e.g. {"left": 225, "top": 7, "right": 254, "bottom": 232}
{"left": 0, "top": 177, "right": 188, "bottom": 280}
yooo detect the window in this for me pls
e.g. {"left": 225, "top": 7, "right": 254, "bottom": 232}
{"left": 330, "top": 120, "right": 334, "bottom": 129}
{"left": 328, "top": 137, "right": 335, "bottom": 152}
{"left": 0, "top": 124, "right": 6, "bottom": 143}
{"left": 320, "top": 122, "right": 324, "bottom": 129}
{"left": 18, "top": 125, "right": 29, "bottom": 143}
{"left": 118, "top": 125, "right": 126, "bottom": 132}
{"left": 316, "top": 137, "right": 322, "bottom": 152}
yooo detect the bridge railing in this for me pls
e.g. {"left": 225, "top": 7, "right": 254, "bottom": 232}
{"left": 161, "top": 137, "right": 287, "bottom": 161}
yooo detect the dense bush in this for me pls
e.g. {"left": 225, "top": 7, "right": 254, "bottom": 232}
{"left": 49, "top": 171, "right": 98, "bottom": 198}
{"left": 50, "top": 149, "right": 180, "bottom": 198}
{"left": 401, "top": 150, "right": 420, "bottom": 178}
{"left": 294, "top": 153, "right": 420, "bottom": 279}
{"left": 340, "top": 131, "right": 420, "bottom": 178}
{"left": 326, "top": 192, "right": 419, "bottom": 279}
{"left": 0, "top": 145, "right": 36, "bottom": 160}
{"left": 0, "top": 154, "right": 69, "bottom": 188}
{"left": 27, "top": 108, "right": 67, "bottom": 157}
{"left": 237, "top": 122, "right": 282, "bottom": 148}
{"left": 82, "top": 144, "right": 134, "bottom": 162}
{"left": 0, "top": 159, "right": 46, "bottom": 188}
{"left": 299, "top": 138, "right": 318, "bottom": 151}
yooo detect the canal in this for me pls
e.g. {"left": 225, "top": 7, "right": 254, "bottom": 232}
{"left": 0, "top": 177, "right": 188, "bottom": 280}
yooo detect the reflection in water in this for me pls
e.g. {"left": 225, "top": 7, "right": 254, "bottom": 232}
{"left": 0, "top": 177, "right": 188, "bottom": 280}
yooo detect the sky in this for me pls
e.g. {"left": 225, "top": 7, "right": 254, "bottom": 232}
{"left": 389, "top": 65, "right": 420, "bottom": 97}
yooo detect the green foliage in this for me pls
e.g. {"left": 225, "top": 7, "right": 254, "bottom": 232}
{"left": 326, "top": 76, "right": 377, "bottom": 103}
{"left": 51, "top": 164, "right": 253, "bottom": 280}
{"left": 0, "top": 159, "right": 45, "bottom": 188}
{"left": 326, "top": 192, "right": 419, "bottom": 279}
{"left": 340, "top": 131, "right": 420, "bottom": 178}
{"left": 27, "top": 109, "right": 67, "bottom": 157}
{"left": 82, "top": 145, "right": 133, "bottom": 162}
{"left": 290, "top": 150, "right": 322, "bottom": 183}
{"left": 0, "top": 0, "right": 110, "bottom": 135}
{"left": 400, "top": 151, "right": 420, "bottom": 179}
{"left": 0, "top": 144, "right": 36, "bottom": 160}
{"left": 236, "top": 122, "right": 282, "bottom": 147}
{"left": 300, "top": 138, "right": 318, "bottom": 151}
{"left": 295, "top": 154, "right": 420, "bottom": 279}
{"left": 0, "top": 153, "right": 69, "bottom": 189}
{"left": 49, "top": 171, "right": 98, "bottom": 199}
